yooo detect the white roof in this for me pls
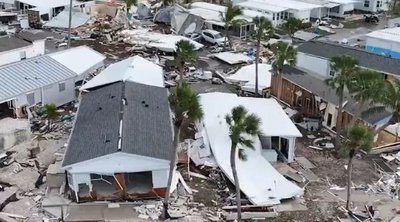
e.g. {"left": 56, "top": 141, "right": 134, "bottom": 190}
{"left": 239, "top": 0, "right": 321, "bottom": 11}
{"left": 236, "top": 1, "right": 287, "bottom": 12}
{"left": 189, "top": 2, "right": 256, "bottom": 24}
{"left": 44, "top": 9, "right": 90, "bottom": 29}
{"left": 366, "top": 27, "right": 400, "bottom": 43}
{"left": 81, "top": 56, "right": 164, "bottom": 90}
{"left": 328, "top": 0, "right": 358, "bottom": 4}
{"left": 199, "top": 92, "right": 303, "bottom": 205}
{"left": 18, "top": 0, "right": 79, "bottom": 9}
{"left": 120, "top": 29, "right": 203, "bottom": 52}
{"left": 226, "top": 64, "right": 272, "bottom": 93}
{"left": 49, "top": 46, "right": 106, "bottom": 76}
{"left": 213, "top": 51, "right": 253, "bottom": 65}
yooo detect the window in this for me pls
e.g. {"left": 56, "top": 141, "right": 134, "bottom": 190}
{"left": 364, "top": 0, "right": 370, "bottom": 7}
{"left": 329, "top": 66, "right": 336, "bottom": 76}
{"left": 273, "top": 13, "right": 275, "bottom": 20}
{"left": 280, "top": 12, "right": 284, "bottom": 19}
{"left": 26, "top": 93, "right": 35, "bottom": 105}
{"left": 284, "top": 12, "right": 288, "bottom": 19}
{"left": 58, "top": 82, "right": 66, "bottom": 92}
{"left": 377, "top": 0, "right": 382, "bottom": 7}
{"left": 327, "top": 113, "right": 333, "bottom": 127}
{"left": 277, "top": 13, "right": 280, "bottom": 20}
{"left": 20, "top": 51, "right": 26, "bottom": 60}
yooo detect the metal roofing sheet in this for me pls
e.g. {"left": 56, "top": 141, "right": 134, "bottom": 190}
{"left": 0, "top": 56, "right": 76, "bottom": 102}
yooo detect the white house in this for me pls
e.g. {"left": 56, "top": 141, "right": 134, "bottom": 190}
{"left": 296, "top": 40, "right": 400, "bottom": 80}
{"left": 189, "top": 2, "right": 260, "bottom": 37}
{"left": 301, "top": 0, "right": 356, "bottom": 18}
{"left": 0, "top": 46, "right": 105, "bottom": 119}
{"left": 365, "top": 27, "right": 400, "bottom": 59}
{"left": 197, "top": 92, "right": 303, "bottom": 205}
{"left": 62, "top": 81, "right": 173, "bottom": 202}
{"left": 354, "top": 0, "right": 389, "bottom": 12}
{"left": 0, "top": 35, "right": 45, "bottom": 66}
{"left": 234, "top": 0, "right": 321, "bottom": 26}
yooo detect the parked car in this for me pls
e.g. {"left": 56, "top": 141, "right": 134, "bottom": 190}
{"left": 185, "top": 32, "right": 202, "bottom": 42}
{"left": 364, "top": 14, "right": 379, "bottom": 23}
{"left": 201, "top": 29, "right": 227, "bottom": 46}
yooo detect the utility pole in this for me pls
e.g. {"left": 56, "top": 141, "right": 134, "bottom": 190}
{"left": 67, "top": 0, "right": 73, "bottom": 48}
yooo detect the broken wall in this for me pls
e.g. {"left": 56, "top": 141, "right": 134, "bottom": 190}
{"left": 0, "top": 118, "right": 31, "bottom": 150}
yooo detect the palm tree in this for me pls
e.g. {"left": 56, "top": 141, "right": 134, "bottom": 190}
{"left": 220, "top": 2, "right": 242, "bottom": 50}
{"left": 342, "top": 124, "right": 373, "bottom": 210}
{"left": 174, "top": 40, "right": 198, "bottom": 85}
{"left": 43, "top": 103, "right": 59, "bottom": 128}
{"left": 350, "top": 69, "right": 385, "bottom": 125}
{"left": 271, "top": 41, "right": 296, "bottom": 100}
{"left": 374, "top": 79, "right": 400, "bottom": 139}
{"left": 164, "top": 82, "right": 203, "bottom": 218}
{"left": 124, "top": 0, "right": 137, "bottom": 18}
{"left": 284, "top": 17, "right": 302, "bottom": 36}
{"left": 325, "top": 55, "right": 358, "bottom": 149}
{"left": 252, "top": 16, "right": 273, "bottom": 96}
{"left": 225, "top": 106, "right": 262, "bottom": 221}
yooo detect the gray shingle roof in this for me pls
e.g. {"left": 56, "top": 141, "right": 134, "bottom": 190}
{"left": 62, "top": 81, "right": 173, "bottom": 167}
{"left": 0, "top": 56, "right": 77, "bottom": 102}
{"left": 297, "top": 41, "right": 400, "bottom": 76}
{"left": 0, "top": 35, "right": 31, "bottom": 52}
{"left": 283, "top": 66, "right": 391, "bottom": 125}
{"left": 17, "top": 29, "right": 64, "bottom": 42}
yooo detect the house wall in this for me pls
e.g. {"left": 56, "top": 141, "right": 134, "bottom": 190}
{"left": 0, "top": 41, "right": 45, "bottom": 66}
{"left": 152, "top": 169, "right": 169, "bottom": 188}
{"left": 42, "top": 78, "right": 76, "bottom": 106}
{"left": 12, "top": 78, "right": 75, "bottom": 108}
{"left": 322, "top": 102, "right": 337, "bottom": 129}
{"left": 354, "top": 0, "right": 389, "bottom": 12}
{"left": 366, "top": 36, "right": 400, "bottom": 59}
{"left": 293, "top": 9, "right": 312, "bottom": 22}
{"left": 296, "top": 52, "right": 330, "bottom": 78}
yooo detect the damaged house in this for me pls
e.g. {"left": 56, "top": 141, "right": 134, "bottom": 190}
{"left": 61, "top": 81, "right": 173, "bottom": 202}
{"left": 62, "top": 55, "right": 174, "bottom": 202}
{"left": 194, "top": 92, "right": 303, "bottom": 205}
{"left": 0, "top": 46, "right": 105, "bottom": 119}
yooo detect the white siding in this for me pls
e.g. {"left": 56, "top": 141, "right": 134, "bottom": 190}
{"left": 152, "top": 169, "right": 169, "bottom": 188}
{"left": 354, "top": 0, "right": 388, "bottom": 12}
{"left": 366, "top": 36, "right": 400, "bottom": 53}
{"left": 293, "top": 10, "right": 312, "bottom": 22}
{"left": 14, "top": 88, "right": 41, "bottom": 107}
{"left": 0, "top": 43, "right": 44, "bottom": 66}
{"left": 296, "top": 52, "right": 330, "bottom": 78}
{"left": 42, "top": 78, "right": 76, "bottom": 106}
{"left": 323, "top": 102, "right": 337, "bottom": 129}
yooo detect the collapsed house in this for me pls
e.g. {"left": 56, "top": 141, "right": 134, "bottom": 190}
{"left": 195, "top": 92, "right": 303, "bottom": 205}
{"left": 62, "top": 55, "right": 174, "bottom": 202}
{"left": 225, "top": 63, "right": 273, "bottom": 96}
{"left": 0, "top": 46, "right": 105, "bottom": 119}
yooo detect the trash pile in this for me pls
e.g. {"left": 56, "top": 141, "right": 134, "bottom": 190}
{"left": 367, "top": 174, "right": 400, "bottom": 199}
{"left": 133, "top": 201, "right": 163, "bottom": 220}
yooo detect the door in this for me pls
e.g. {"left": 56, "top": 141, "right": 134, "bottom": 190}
{"left": 327, "top": 113, "right": 333, "bottom": 127}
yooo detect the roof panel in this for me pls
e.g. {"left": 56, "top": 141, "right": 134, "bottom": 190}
{"left": 0, "top": 56, "right": 77, "bottom": 102}
{"left": 0, "top": 35, "right": 31, "bottom": 52}
{"left": 297, "top": 41, "right": 400, "bottom": 76}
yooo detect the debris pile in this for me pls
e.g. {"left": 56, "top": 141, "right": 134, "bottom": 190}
{"left": 134, "top": 201, "right": 163, "bottom": 220}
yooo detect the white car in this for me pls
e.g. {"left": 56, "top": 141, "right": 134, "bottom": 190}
{"left": 201, "top": 29, "right": 227, "bottom": 46}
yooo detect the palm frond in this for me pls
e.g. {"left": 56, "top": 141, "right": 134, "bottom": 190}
{"left": 238, "top": 148, "right": 247, "bottom": 160}
{"left": 271, "top": 41, "right": 296, "bottom": 70}
{"left": 231, "top": 105, "right": 247, "bottom": 124}
{"left": 344, "top": 124, "right": 374, "bottom": 154}
{"left": 238, "top": 138, "right": 254, "bottom": 149}
{"left": 168, "top": 82, "right": 203, "bottom": 124}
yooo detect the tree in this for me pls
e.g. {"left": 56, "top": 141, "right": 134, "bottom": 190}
{"left": 220, "top": 2, "right": 242, "bottom": 50}
{"left": 225, "top": 106, "right": 262, "bottom": 221}
{"left": 350, "top": 69, "right": 385, "bottom": 125}
{"left": 284, "top": 17, "right": 302, "bottom": 36}
{"left": 271, "top": 41, "right": 296, "bottom": 100}
{"left": 174, "top": 40, "right": 198, "bottom": 85}
{"left": 124, "top": 0, "right": 137, "bottom": 18}
{"left": 252, "top": 16, "right": 273, "bottom": 96}
{"left": 325, "top": 55, "right": 358, "bottom": 149}
{"left": 374, "top": 79, "right": 400, "bottom": 139}
{"left": 342, "top": 124, "right": 373, "bottom": 210}
{"left": 164, "top": 82, "right": 203, "bottom": 218}
{"left": 43, "top": 103, "right": 59, "bottom": 128}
